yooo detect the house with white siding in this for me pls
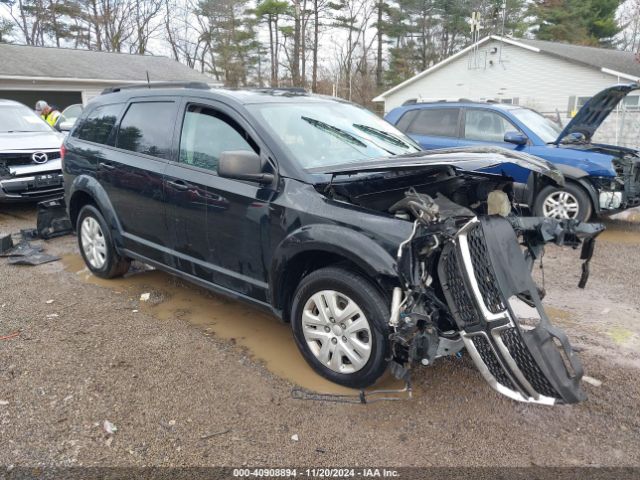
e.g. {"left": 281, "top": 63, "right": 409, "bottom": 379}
{"left": 374, "top": 36, "right": 640, "bottom": 148}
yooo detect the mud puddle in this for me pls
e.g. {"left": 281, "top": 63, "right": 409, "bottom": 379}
{"left": 63, "top": 254, "right": 405, "bottom": 396}
{"left": 599, "top": 229, "right": 640, "bottom": 245}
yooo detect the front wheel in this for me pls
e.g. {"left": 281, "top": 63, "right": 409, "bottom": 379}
{"left": 533, "top": 183, "right": 592, "bottom": 221}
{"left": 290, "top": 267, "right": 390, "bottom": 389}
{"left": 77, "top": 205, "right": 130, "bottom": 279}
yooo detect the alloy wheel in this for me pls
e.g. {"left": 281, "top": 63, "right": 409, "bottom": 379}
{"left": 80, "top": 216, "right": 107, "bottom": 269}
{"left": 542, "top": 191, "right": 580, "bottom": 219}
{"left": 301, "top": 290, "right": 372, "bottom": 374}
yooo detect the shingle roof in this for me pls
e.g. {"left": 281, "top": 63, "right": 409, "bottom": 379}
{"left": 515, "top": 38, "right": 640, "bottom": 78}
{"left": 0, "top": 44, "right": 216, "bottom": 83}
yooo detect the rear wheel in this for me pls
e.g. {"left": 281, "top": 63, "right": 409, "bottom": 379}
{"left": 77, "top": 205, "right": 130, "bottom": 278}
{"left": 534, "top": 183, "right": 592, "bottom": 221}
{"left": 291, "top": 266, "right": 390, "bottom": 388}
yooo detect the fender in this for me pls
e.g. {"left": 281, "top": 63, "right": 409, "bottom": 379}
{"left": 67, "top": 174, "right": 126, "bottom": 249}
{"left": 270, "top": 223, "right": 399, "bottom": 310}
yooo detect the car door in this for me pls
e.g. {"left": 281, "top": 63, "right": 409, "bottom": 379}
{"left": 164, "top": 99, "right": 272, "bottom": 303}
{"left": 459, "top": 107, "right": 532, "bottom": 184}
{"left": 99, "top": 98, "right": 180, "bottom": 262}
{"left": 399, "top": 107, "right": 461, "bottom": 149}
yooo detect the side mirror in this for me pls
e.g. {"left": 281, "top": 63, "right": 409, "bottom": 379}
{"left": 504, "top": 131, "right": 528, "bottom": 146}
{"left": 218, "top": 150, "right": 274, "bottom": 185}
{"left": 562, "top": 132, "right": 586, "bottom": 144}
{"left": 57, "top": 121, "right": 75, "bottom": 132}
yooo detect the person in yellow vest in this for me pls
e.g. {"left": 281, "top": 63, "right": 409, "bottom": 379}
{"left": 35, "top": 100, "right": 61, "bottom": 127}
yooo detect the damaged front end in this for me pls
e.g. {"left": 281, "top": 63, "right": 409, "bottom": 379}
{"left": 389, "top": 191, "right": 604, "bottom": 405}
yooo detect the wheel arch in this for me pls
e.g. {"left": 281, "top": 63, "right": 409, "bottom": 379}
{"left": 67, "top": 175, "right": 124, "bottom": 244}
{"left": 270, "top": 225, "right": 399, "bottom": 322}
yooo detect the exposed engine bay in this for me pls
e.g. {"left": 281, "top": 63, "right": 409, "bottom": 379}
{"left": 323, "top": 165, "right": 604, "bottom": 404}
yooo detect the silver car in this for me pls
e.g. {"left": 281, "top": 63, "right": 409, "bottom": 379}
{"left": 0, "top": 99, "right": 64, "bottom": 202}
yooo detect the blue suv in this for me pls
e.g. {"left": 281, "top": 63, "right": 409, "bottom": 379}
{"left": 386, "top": 83, "right": 640, "bottom": 221}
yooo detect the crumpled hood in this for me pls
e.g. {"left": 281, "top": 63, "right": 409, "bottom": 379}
{"left": 0, "top": 131, "right": 64, "bottom": 151}
{"left": 555, "top": 83, "right": 640, "bottom": 144}
{"left": 309, "top": 146, "right": 565, "bottom": 186}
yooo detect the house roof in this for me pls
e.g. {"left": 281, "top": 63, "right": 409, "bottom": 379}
{"left": 373, "top": 35, "right": 640, "bottom": 101}
{"left": 0, "top": 44, "right": 216, "bottom": 84}
{"left": 516, "top": 38, "right": 640, "bottom": 79}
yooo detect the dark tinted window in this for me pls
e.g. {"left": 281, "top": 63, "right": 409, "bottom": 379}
{"left": 74, "top": 103, "right": 123, "bottom": 145}
{"left": 407, "top": 108, "right": 460, "bottom": 137}
{"left": 179, "top": 105, "right": 256, "bottom": 173}
{"left": 115, "top": 102, "right": 175, "bottom": 158}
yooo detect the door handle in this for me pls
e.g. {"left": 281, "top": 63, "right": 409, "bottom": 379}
{"left": 99, "top": 162, "right": 115, "bottom": 170}
{"left": 167, "top": 179, "right": 190, "bottom": 191}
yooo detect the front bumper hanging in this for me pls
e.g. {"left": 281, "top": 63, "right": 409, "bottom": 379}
{"left": 438, "top": 216, "right": 586, "bottom": 404}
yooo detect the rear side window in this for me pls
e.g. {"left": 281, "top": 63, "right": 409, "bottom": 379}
{"left": 115, "top": 102, "right": 175, "bottom": 159}
{"left": 406, "top": 108, "right": 460, "bottom": 137}
{"left": 74, "top": 103, "right": 123, "bottom": 145}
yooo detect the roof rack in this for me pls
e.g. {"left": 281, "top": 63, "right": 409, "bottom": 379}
{"left": 249, "top": 87, "right": 308, "bottom": 94}
{"left": 101, "top": 81, "right": 211, "bottom": 95}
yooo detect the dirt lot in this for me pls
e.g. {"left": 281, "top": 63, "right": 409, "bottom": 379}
{"left": 1, "top": 204, "right": 639, "bottom": 468}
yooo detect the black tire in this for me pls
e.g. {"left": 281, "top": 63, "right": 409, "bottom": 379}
{"left": 290, "top": 266, "right": 390, "bottom": 388}
{"left": 533, "top": 183, "right": 592, "bottom": 222}
{"left": 77, "top": 204, "right": 130, "bottom": 279}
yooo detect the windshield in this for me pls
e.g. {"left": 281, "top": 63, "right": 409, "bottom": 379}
{"left": 248, "top": 101, "right": 421, "bottom": 169}
{"left": 510, "top": 108, "right": 562, "bottom": 144}
{"left": 0, "top": 105, "right": 53, "bottom": 133}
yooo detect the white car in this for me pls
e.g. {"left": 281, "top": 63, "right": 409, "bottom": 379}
{"left": 0, "top": 99, "right": 64, "bottom": 202}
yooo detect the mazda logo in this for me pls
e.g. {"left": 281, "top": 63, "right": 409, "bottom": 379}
{"left": 32, "top": 152, "right": 48, "bottom": 164}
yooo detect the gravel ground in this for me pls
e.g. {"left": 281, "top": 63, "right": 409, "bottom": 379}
{"left": 0, "top": 204, "right": 639, "bottom": 468}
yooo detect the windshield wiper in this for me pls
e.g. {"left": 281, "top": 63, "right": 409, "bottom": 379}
{"left": 4, "top": 130, "right": 41, "bottom": 133}
{"left": 301, "top": 116, "right": 368, "bottom": 149}
{"left": 352, "top": 124, "right": 414, "bottom": 150}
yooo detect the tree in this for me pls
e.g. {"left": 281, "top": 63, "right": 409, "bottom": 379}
{"left": 530, "top": 0, "right": 621, "bottom": 46}
{"left": 0, "top": 17, "right": 14, "bottom": 43}
{"left": 618, "top": 0, "right": 640, "bottom": 53}
{"left": 197, "top": 0, "right": 258, "bottom": 86}
{"left": 255, "top": 0, "right": 289, "bottom": 87}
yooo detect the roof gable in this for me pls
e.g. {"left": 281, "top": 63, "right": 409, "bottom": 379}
{"left": 0, "top": 44, "right": 214, "bottom": 84}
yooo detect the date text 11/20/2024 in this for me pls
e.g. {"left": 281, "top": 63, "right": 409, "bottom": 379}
{"left": 232, "top": 468, "right": 400, "bottom": 477}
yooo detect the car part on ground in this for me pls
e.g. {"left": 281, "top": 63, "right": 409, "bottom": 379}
{"left": 36, "top": 198, "right": 73, "bottom": 239}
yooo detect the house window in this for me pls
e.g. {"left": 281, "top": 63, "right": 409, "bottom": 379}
{"left": 577, "top": 96, "right": 591, "bottom": 109}
{"left": 622, "top": 96, "right": 639, "bottom": 110}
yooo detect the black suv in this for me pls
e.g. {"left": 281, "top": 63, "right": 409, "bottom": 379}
{"left": 63, "top": 83, "right": 602, "bottom": 404}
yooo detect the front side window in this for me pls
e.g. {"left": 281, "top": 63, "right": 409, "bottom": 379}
{"left": 179, "top": 105, "right": 256, "bottom": 172}
{"left": 74, "top": 103, "right": 124, "bottom": 145}
{"left": 510, "top": 108, "right": 562, "bottom": 144}
{"left": 407, "top": 108, "right": 460, "bottom": 137}
{"left": 248, "top": 101, "right": 420, "bottom": 169}
{"left": 115, "top": 102, "right": 175, "bottom": 158}
{"left": 464, "top": 109, "right": 516, "bottom": 142}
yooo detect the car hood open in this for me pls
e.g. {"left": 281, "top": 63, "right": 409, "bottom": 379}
{"left": 555, "top": 83, "right": 640, "bottom": 144}
{"left": 308, "top": 146, "right": 565, "bottom": 186}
